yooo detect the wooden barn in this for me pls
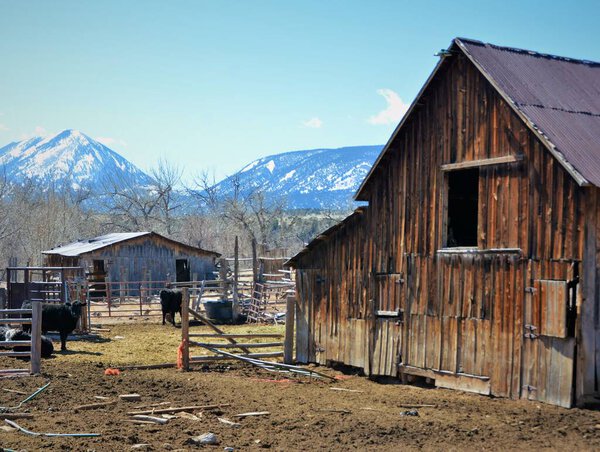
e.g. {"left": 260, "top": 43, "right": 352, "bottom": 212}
{"left": 43, "top": 232, "right": 219, "bottom": 286}
{"left": 287, "top": 38, "right": 600, "bottom": 408}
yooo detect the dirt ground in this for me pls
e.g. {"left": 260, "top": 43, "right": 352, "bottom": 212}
{"left": 2, "top": 321, "right": 600, "bottom": 451}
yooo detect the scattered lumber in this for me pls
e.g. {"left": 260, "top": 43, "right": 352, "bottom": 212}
{"left": 74, "top": 400, "right": 117, "bottom": 411}
{"left": 134, "top": 401, "right": 171, "bottom": 409}
{"left": 329, "top": 387, "right": 363, "bottom": 393}
{"left": 179, "top": 412, "right": 202, "bottom": 421}
{"left": 119, "top": 363, "right": 176, "bottom": 371}
{"left": 127, "top": 403, "right": 230, "bottom": 416}
{"left": 2, "top": 388, "right": 27, "bottom": 395}
{"left": 0, "top": 413, "right": 35, "bottom": 420}
{"left": 198, "top": 345, "right": 336, "bottom": 380}
{"left": 218, "top": 417, "right": 241, "bottom": 427}
{"left": 131, "top": 415, "right": 168, "bottom": 425}
{"left": 4, "top": 419, "right": 101, "bottom": 437}
{"left": 397, "top": 403, "right": 436, "bottom": 408}
{"left": 119, "top": 394, "right": 142, "bottom": 402}
{"left": 234, "top": 411, "right": 270, "bottom": 418}
{"left": 316, "top": 408, "right": 351, "bottom": 414}
{"left": 125, "top": 420, "right": 156, "bottom": 425}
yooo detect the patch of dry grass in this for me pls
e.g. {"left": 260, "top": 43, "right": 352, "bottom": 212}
{"left": 50, "top": 320, "right": 286, "bottom": 367}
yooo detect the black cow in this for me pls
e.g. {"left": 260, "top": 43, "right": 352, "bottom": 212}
{"left": 0, "top": 325, "right": 54, "bottom": 358}
{"left": 22, "top": 300, "right": 86, "bottom": 351}
{"left": 159, "top": 289, "right": 182, "bottom": 326}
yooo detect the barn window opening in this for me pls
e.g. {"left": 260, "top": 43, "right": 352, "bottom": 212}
{"left": 447, "top": 168, "right": 479, "bottom": 247}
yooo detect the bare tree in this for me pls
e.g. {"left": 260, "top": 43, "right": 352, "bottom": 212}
{"left": 150, "top": 158, "right": 184, "bottom": 235}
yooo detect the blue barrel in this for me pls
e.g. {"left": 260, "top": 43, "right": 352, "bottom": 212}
{"left": 204, "top": 300, "right": 233, "bottom": 323}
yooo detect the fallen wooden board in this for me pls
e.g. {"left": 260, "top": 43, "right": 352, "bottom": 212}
{"left": 119, "top": 394, "right": 142, "bottom": 402}
{"left": 218, "top": 417, "right": 241, "bottom": 427}
{"left": 127, "top": 403, "right": 230, "bottom": 416}
{"left": 397, "top": 404, "right": 436, "bottom": 408}
{"left": 131, "top": 415, "right": 168, "bottom": 425}
{"left": 330, "top": 387, "right": 363, "bottom": 393}
{"left": 0, "top": 413, "right": 35, "bottom": 420}
{"left": 2, "top": 388, "right": 27, "bottom": 395}
{"left": 234, "top": 411, "right": 270, "bottom": 418}
{"left": 119, "top": 363, "right": 176, "bottom": 370}
{"left": 74, "top": 400, "right": 117, "bottom": 411}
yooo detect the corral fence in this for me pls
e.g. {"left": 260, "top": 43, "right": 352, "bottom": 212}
{"left": 0, "top": 300, "right": 43, "bottom": 376}
{"left": 179, "top": 289, "right": 296, "bottom": 370}
{"left": 81, "top": 278, "right": 227, "bottom": 325}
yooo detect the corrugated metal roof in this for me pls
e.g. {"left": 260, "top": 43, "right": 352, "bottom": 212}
{"left": 43, "top": 232, "right": 151, "bottom": 256}
{"left": 456, "top": 38, "right": 600, "bottom": 187}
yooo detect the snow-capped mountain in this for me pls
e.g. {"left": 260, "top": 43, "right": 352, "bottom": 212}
{"left": 212, "top": 145, "right": 383, "bottom": 209}
{"left": 0, "top": 129, "right": 153, "bottom": 191}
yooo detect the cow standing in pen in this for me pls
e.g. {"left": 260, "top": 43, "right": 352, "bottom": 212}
{"left": 159, "top": 289, "right": 182, "bottom": 326}
{"left": 22, "top": 300, "right": 86, "bottom": 351}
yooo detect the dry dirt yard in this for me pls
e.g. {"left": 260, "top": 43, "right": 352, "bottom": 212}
{"left": 2, "top": 321, "right": 600, "bottom": 451}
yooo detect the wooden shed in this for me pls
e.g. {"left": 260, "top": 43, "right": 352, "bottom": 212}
{"left": 43, "top": 232, "right": 219, "bottom": 287}
{"left": 287, "top": 38, "right": 600, "bottom": 408}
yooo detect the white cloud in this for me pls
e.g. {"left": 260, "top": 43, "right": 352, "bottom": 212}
{"left": 96, "top": 136, "right": 128, "bottom": 148}
{"left": 0, "top": 123, "right": 8, "bottom": 131}
{"left": 368, "top": 89, "right": 409, "bottom": 125}
{"left": 20, "top": 125, "right": 48, "bottom": 140}
{"left": 96, "top": 136, "right": 116, "bottom": 146}
{"left": 34, "top": 125, "right": 47, "bottom": 135}
{"left": 302, "top": 117, "right": 323, "bottom": 128}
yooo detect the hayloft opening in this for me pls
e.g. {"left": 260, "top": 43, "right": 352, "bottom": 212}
{"left": 446, "top": 168, "right": 479, "bottom": 247}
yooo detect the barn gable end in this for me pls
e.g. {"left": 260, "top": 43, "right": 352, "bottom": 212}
{"left": 289, "top": 38, "right": 600, "bottom": 408}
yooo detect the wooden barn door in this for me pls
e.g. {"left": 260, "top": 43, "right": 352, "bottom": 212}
{"left": 370, "top": 273, "right": 403, "bottom": 376}
{"left": 522, "top": 279, "right": 575, "bottom": 407}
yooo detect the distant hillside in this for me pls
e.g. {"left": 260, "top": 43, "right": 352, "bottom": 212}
{"left": 212, "top": 145, "right": 383, "bottom": 209}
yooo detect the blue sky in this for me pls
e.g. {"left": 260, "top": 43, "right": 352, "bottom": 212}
{"left": 0, "top": 0, "right": 598, "bottom": 181}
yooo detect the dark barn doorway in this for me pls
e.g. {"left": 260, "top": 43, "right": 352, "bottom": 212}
{"left": 176, "top": 259, "right": 190, "bottom": 282}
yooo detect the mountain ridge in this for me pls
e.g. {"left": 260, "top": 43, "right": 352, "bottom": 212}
{"left": 0, "top": 129, "right": 153, "bottom": 191}
{"left": 213, "top": 144, "right": 383, "bottom": 209}
{"left": 0, "top": 131, "right": 382, "bottom": 210}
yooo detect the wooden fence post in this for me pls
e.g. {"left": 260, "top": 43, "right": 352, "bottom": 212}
{"left": 233, "top": 236, "right": 240, "bottom": 322}
{"left": 119, "top": 266, "right": 125, "bottom": 304}
{"left": 284, "top": 295, "right": 296, "bottom": 364}
{"left": 252, "top": 238, "right": 258, "bottom": 283}
{"left": 30, "top": 301, "right": 42, "bottom": 374}
{"left": 181, "top": 288, "right": 190, "bottom": 371}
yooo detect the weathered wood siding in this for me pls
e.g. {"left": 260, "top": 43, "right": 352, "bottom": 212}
{"left": 294, "top": 52, "right": 595, "bottom": 406}
{"left": 46, "top": 235, "right": 217, "bottom": 283}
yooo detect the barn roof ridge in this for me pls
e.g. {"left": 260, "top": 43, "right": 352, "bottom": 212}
{"left": 455, "top": 37, "right": 600, "bottom": 67}
{"left": 355, "top": 37, "right": 600, "bottom": 199}
{"left": 42, "top": 231, "right": 220, "bottom": 258}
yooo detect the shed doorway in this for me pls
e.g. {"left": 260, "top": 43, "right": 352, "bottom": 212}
{"left": 176, "top": 259, "right": 190, "bottom": 282}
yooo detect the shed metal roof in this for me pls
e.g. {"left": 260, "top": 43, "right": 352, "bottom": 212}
{"left": 42, "top": 232, "right": 220, "bottom": 257}
{"left": 356, "top": 37, "right": 600, "bottom": 199}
